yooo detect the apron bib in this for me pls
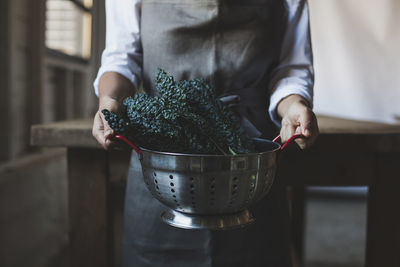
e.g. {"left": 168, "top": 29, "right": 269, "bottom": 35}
{"left": 123, "top": 0, "right": 291, "bottom": 266}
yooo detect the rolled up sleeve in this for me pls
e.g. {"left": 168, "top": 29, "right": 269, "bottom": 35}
{"left": 93, "top": 0, "right": 143, "bottom": 96}
{"left": 268, "top": 0, "right": 314, "bottom": 126}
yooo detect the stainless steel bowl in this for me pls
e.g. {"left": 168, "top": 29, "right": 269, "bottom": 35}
{"left": 138, "top": 138, "right": 281, "bottom": 230}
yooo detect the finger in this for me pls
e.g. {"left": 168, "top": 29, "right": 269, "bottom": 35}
{"left": 92, "top": 112, "right": 106, "bottom": 147}
{"left": 297, "top": 113, "right": 319, "bottom": 149}
{"left": 303, "top": 117, "right": 319, "bottom": 148}
{"left": 298, "top": 108, "right": 313, "bottom": 138}
{"left": 293, "top": 109, "right": 313, "bottom": 149}
{"left": 294, "top": 137, "right": 307, "bottom": 149}
{"left": 98, "top": 112, "right": 116, "bottom": 150}
{"left": 103, "top": 137, "right": 115, "bottom": 150}
{"left": 102, "top": 127, "right": 116, "bottom": 150}
{"left": 93, "top": 112, "right": 116, "bottom": 150}
{"left": 280, "top": 117, "right": 297, "bottom": 143}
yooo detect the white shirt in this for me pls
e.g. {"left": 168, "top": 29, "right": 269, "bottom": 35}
{"left": 94, "top": 0, "right": 314, "bottom": 126}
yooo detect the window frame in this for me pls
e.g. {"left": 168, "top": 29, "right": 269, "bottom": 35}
{"left": 45, "top": 0, "right": 93, "bottom": 62}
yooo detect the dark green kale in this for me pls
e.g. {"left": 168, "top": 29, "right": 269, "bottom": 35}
{"left": 102, "top": 69, "right": 255, "bottom": 155}
{"left": 101, "top": 109, "right": 130, "bottom": 136}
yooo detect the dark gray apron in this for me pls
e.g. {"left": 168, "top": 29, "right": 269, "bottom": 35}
{"left": 123, "top": 0, "right": 291, "bottom": 266}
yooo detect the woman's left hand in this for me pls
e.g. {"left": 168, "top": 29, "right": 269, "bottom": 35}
{"left": 277, "top": 94, "right": 319, "bottom": 149}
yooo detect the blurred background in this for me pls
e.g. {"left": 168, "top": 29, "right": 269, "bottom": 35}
{"left": 0, "top": 0, "right": 399, "bottom": 266}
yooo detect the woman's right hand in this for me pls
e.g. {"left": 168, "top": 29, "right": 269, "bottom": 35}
{"left": 92, "top": 96, "right": 123, "bottom": 150}
{"left": 92, "top": 72, "right": 136, "bottom": 150}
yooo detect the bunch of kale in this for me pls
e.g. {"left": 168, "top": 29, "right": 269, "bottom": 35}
{"left": 102, "top": 69, "right": 254, "bottom": 155}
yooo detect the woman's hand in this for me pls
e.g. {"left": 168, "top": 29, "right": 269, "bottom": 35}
{"left": 92, "top": 72, "right": 135, "bottom": 150}
{"left": 92, "top": 96, "right": 123, "bottom": 150}
{"left": 277, "top": 94, "right": 319, "bottom": 149}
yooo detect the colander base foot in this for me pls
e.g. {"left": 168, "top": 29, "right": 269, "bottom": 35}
{"left": 161, "top": 209, "right": 255, "bottom": 230}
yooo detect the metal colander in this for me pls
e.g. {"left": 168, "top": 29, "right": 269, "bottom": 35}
{"left": 120, "top": 137, "right": 284, "bottom": 230}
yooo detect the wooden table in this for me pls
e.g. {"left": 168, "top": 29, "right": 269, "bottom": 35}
{"left": 31, "top": 115, "right": 400, "bottom": 267}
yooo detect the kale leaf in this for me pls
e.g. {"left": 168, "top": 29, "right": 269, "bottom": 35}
{"left": 102, "top": 69, "right": 255, "bottom": 154}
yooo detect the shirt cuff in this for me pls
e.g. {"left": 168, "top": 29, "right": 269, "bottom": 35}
{"left": 268, "top": 83, "right": 313, "bottom": 127}
{"left": 93, "top": 65, "right": 140, "bottom": 97}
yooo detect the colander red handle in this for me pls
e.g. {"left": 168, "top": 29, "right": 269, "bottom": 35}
{"left": 272, "top": 134, "right": 303, "bottom": 150}
{"left": 114, "top": 133, "right": 300, "bottom": 153}
{"left": 113, "top": 134, "right": 142, "bottom": 156}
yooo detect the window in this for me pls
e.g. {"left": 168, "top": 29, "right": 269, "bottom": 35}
{"left": 45, "top": 0, "right": 93, "bottom": 59}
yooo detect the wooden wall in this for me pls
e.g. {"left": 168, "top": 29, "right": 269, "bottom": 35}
{"left": 0, "top": 0, "right": 104, "bottom": 163}
{"left": 0, "top": 0, "right": 105, "bottom": 266}
{"left": 0, "top": 0, "right": 10, "bottom": 161}
{"left": 4, "top": 0, "right": 40, "bottom": 160}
